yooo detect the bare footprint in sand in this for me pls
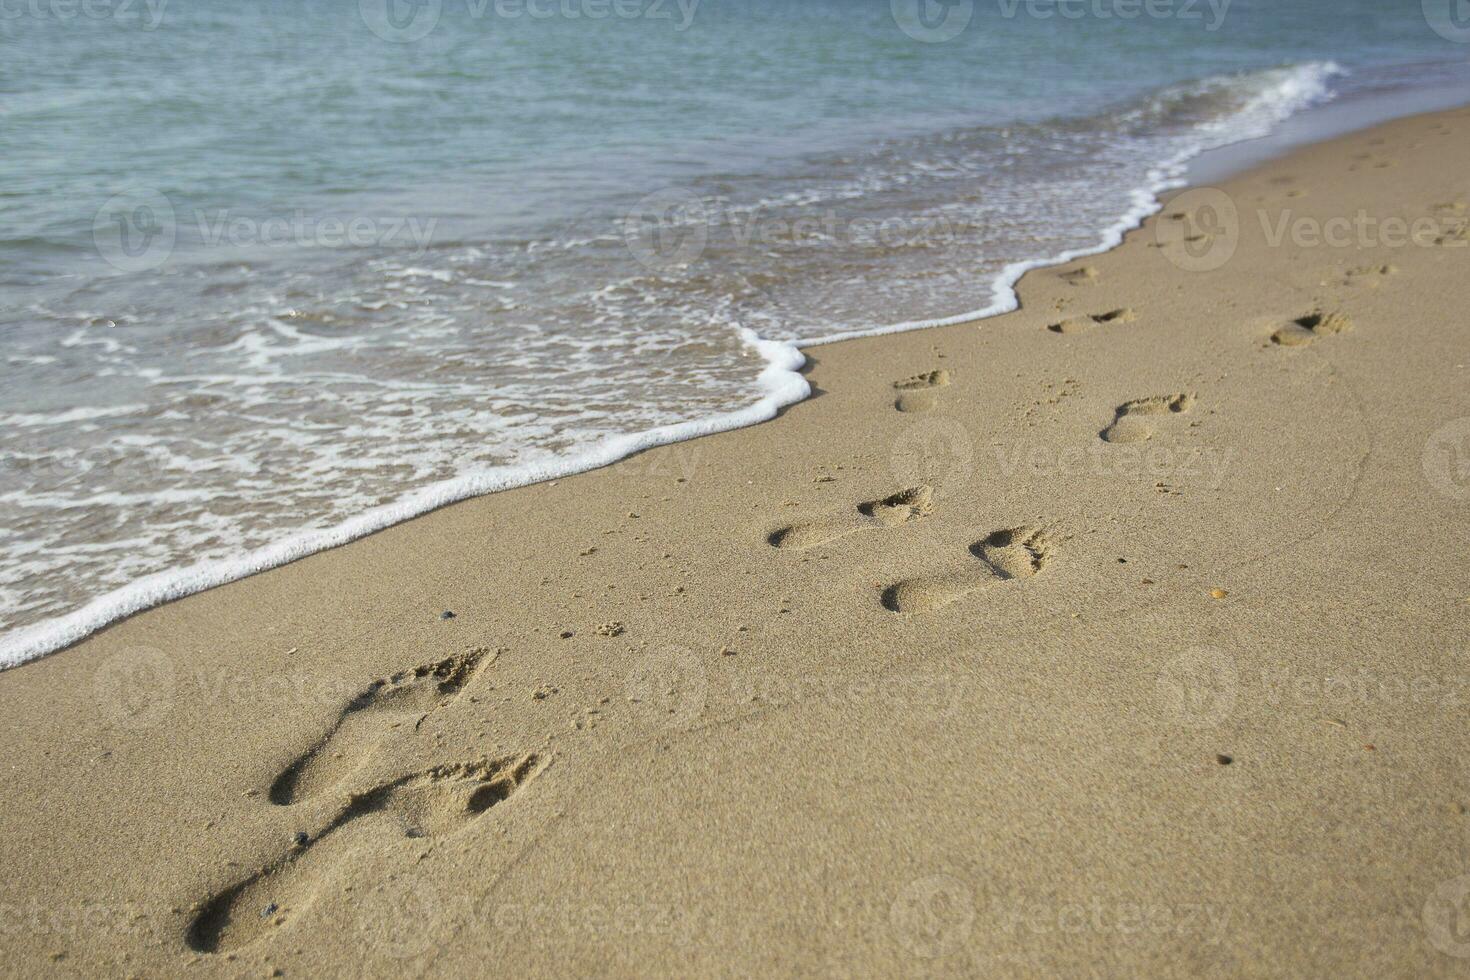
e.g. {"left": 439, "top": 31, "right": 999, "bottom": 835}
{"left": 1100, "top": 393, "right": 1194, "bottom": 444}
{"left": 188, "top": 756, "right": 542, "bottom": 954}
{"left": 1435, "top": 224, "right": 1468, "bottom": 247}
{"left": 893, "top": 369, "right": 951, "bottom": 413}
{"left": 1047, "top": 308, "right": 1137, "bottom": 335}
{"left": 267, "top": 648, "right": 493, "bottom": 806}
{"left": 1348, "top": 154, "right": 1396, "bottom": 172}
{"left": 880, "top": 526, "right": 1052, "bottom": 614}
{"left": 1059, "top": 265, "right": 1099, "bottom": 286}
{"left": 769, "top": 486, "right": 934, "bottom": 550}
{"left": 1344, "top": 265, "right": 1396, "bottom": 288}
{"left": 1270, "top": 311, "right": 1352, "bottom": 348}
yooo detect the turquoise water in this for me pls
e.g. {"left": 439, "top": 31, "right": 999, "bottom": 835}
{"left": 1, "top": 0, "right": 1467, "bottom": 663}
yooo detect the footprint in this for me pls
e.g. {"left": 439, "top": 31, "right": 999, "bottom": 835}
{"left": 1435, "top": 224, "right": 1468, "bottom": 247}
{"left": 893, "top": 370, "right": 951, "bottom": 413}
{"left": 268, "top": 648, "right": 492, "bottom": 806}
{"left": 1099, "top": 393, "right": 1194, "bottom": 444}
{"left": 1270, "top": 311, "right": 1352, "bottom": 348}
{"left": 1344, "top": 265, "right": 1396, "bottom": 287}
{"left": 1047, "top": 308, "right": 1137, "bottom": 335}
{"left": 1348, "top": 155, "right": 1396, "bottom": 172}
{"left": 880, "top": 526, "right": 1052, "bottom": 614}
{"left": 1059, "top": 265, "right": 1099, "bottom": 286}
{"left": 769, "top": 486, "right": 933, "bottom": 550}
{"left": 187, "top": 756, "right": 542, "bottom": 955}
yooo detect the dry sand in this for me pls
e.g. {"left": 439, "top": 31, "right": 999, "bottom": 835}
{"left": 3, "top": 107, "right": 1470, "bottom": 978}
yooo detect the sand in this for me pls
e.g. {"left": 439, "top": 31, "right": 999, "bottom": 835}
{"left": 3, "top": 106, "right": 1470, "bottom": 978}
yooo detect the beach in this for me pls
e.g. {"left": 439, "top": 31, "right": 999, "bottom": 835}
{"left": 2, "top": 105, "right": 1470, "bottom": 977}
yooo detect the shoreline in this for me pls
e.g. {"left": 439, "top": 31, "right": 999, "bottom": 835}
{"left": 0, "top": 66, "right": 1387, "bottom": 671}
{"left": 3, "top": 103, "right": 1470, "bottom": 976}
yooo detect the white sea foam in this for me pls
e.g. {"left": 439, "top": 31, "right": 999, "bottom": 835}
{"left": 800, "top": 61, "right": 1343, "bottom": 345}
{"left": 0, "top": 328, "right": 807, "bottom": 668}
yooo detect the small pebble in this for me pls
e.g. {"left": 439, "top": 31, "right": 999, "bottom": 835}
{"left": 440, "top": 610, "right": 456, "bottom": 620}
{"left": 1215, "top": 754, "right": 1233, "bottom": 766}
{"left": 260, "top": 903, "right": 279, "bottom": 918}
{"left": 292, "top": 832, "right": 309, "bottom": 847}
{"left": 1210, "top": 588, "right": 1228, "bottom": 600}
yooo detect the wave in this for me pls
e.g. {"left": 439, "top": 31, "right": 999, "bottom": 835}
{"left": 799, "top": 61, "right": 1342, "bottom": 345}
{"left": 0, "top": 61, "right": 1343, "bottom": 669}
